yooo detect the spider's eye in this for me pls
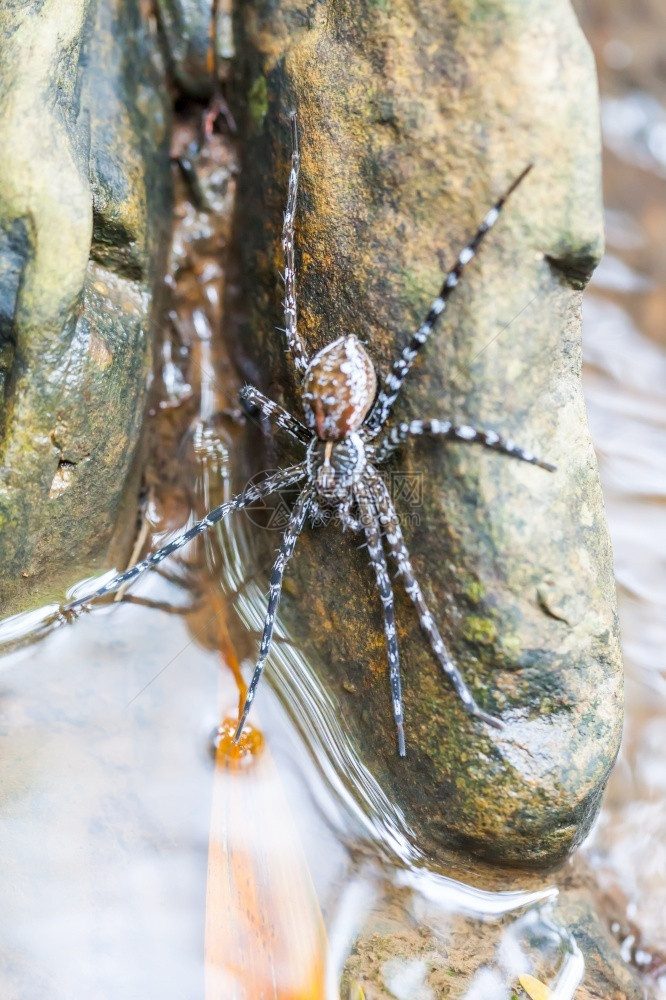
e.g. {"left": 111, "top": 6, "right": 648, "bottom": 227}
{"left": 302, "top": 335, "right": 377, "bottom": 440}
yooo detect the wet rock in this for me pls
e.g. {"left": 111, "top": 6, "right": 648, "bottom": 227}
{"left": 341, "top": 861, "right": 645, "bottom": 999}
{"left": 231, "top": 0, "right": 622, "bottom": 865}
{"left": 0, "top": 0, "right": 171, "bottom": 615}
{"left": 156, "top": 0, "right": 234, "bottom": 98}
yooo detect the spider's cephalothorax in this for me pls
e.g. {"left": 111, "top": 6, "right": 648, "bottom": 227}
{"left": 63, "top": 114, "right": 554, "bottom": 758}
{"left": 306, "top": 433, "right": 366, "bottom": 504}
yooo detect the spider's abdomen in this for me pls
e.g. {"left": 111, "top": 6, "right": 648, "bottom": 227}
{"left": 302, "top": 335, "right": 377, "bottom": 440}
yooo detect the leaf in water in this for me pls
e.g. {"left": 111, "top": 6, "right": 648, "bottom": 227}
{"left": 518, "top": 973, "right": 553, "bottom": 999}
{"left": 205, "top": 709, "right": 328, "bottom": 1000}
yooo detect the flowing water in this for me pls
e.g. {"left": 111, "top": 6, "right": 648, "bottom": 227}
{"left": 575, "top": 1, "right": 666, "bottom": 991}
{"left": 1, "top": 6, "right": 665, "bottom": 998}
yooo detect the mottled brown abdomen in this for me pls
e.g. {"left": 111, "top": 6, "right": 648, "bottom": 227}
{"left": 302, "top": 335, "right": 377, "bottom": 440}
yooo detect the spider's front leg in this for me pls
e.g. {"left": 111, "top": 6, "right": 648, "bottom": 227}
{"left": 62, "top": 464, "right": 308, "bottom": 615}
{"left": 364, "top": 164, "right": 533, "bottom": 438}
{"left": 240, "top": 385, "right": 311, "bottom": 445}
{"left": 365, "top": 468, "right": 502, "bottom": 730}
{"left": 356, "top": 481, "right": 406, "bottom": 757}
{"left": 374, "top": 419, "right": 555, "bottom": 470}
{"left": 281, "top": 113, "right": 310, "bottom": 377}
{"left": 233, "top": 486, "right": 313, "bottom": 743}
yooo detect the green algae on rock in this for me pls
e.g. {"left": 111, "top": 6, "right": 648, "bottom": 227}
{"left": 0, "top": 0, "right": 171, "bottom": 615}
{"left": 231, "top": 0, "right": 621, "bottom": 866}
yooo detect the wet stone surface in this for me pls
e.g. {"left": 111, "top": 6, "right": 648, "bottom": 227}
{"left": 0, "top": 0, "right": 171, "bottom": 615}
{"left": 231, "top": 0, "right": 622, "bottom": 866}
{"left": 341, "top": 861, "right": 646, "bottom": 1000}
{"left": 156, "top": 0, "right": 234, "bottom": 98}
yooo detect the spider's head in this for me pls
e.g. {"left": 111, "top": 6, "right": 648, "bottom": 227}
{"left": 302, "top": 335, "right": 377, "bottom": 440}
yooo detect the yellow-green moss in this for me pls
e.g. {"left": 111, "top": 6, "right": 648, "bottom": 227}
{"left": 247, "top": 75, "right": 268, "bottom": 132}
{"left": 462, "top": 616, "right": 498, "bottom": 645}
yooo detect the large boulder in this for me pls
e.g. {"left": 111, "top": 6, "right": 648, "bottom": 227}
{"left": 0, "top": 0, "right": 171, "bottom": 616}
{"left": 230, "top": 0, "right": 621, "bottom": 865}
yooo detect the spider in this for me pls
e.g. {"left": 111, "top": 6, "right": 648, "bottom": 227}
{"left": 63, "top": 115, "right": 554, "bottom": 757}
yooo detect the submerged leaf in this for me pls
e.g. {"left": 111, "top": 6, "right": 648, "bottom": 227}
{"left": 518, "top": 973, "right": 553, "bottom": 999}
{"left": 205, "top": 708, "right": 327, "bottom": 999}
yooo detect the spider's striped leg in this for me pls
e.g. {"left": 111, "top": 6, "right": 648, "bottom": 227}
{"left": 375, "top": 419, "right": 555, "bottom": 471}
{"left": 282, "top": 113, "right": 309, "bottom": 376}
{"left": 233, "top": 486, "right": 313, "bottom": 742}
{"left": 336, "top": 492, "right": 364, "bottom": 533}
{"left": 356, "top": 480, "right": 406, "bottom": 756}
{"left": 62, "top": 464, "right": 308, "bottom": 614}
{"left": 366, "top": 469, "right": 502, "bottom": 730}
{"left": 364, "top": 164, "right": 533, "bottom": 437}
{"left": 240, "top": 385, "right": 311, "bottom": 445}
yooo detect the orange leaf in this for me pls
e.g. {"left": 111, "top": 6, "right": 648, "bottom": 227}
{"left": 205, "top": 717, "right": 327, "bottom": 1000}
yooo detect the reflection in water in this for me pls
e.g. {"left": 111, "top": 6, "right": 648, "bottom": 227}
{"left": 462, "top": 906, "right": 584, "bottom": 1000}
{"left": 394, "top": 868, "right": 556, "bottom": 918}
{"left": 0, "top": 601, "right": 220, "bottom": 999}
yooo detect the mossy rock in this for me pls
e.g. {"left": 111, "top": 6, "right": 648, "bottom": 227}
{"left": 0, "top": 0, "right": 171, "bottom": 615}
{"left": 230, "top": 0, "right": 622, "bottom": 866}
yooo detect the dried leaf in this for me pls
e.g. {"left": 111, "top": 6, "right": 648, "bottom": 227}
{"left": 518, "top": 973, "right": 553, "bottom": 1000}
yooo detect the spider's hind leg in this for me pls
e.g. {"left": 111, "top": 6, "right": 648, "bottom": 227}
{"left": 233, "top": 486, "right": 313, "bottom": 743}
{"left": 62, "top": 464, "right": 308, "bottom": 615}
{"left": 356, "top": 479, "right": 406, "bottom": 756}
{"left": 367, "top": 469, "right": 502, "bottom": 730}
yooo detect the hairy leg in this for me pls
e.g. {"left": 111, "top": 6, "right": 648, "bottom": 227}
{"left": 240, "top": 385, "right": 311, "bottom": 444}
{"left": 62, "top": 464, "right": 307, "bottom": 613}
{"left": 356, "top": 480, "right": 406, "bottom": 756}
{"left": 366, "top": 469, "right": 502, "bottom": 729}
{"left": 374, "top": 418, "right": 555, "bottom": 470}
{"left": 365, "top": 165, "right": 533, "bottom": 436}
{"left": 233, "top": 486, "right": 313, "bottom": 742}
{"left": 282, "top": 113, "right": 309, "bottom": 376}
